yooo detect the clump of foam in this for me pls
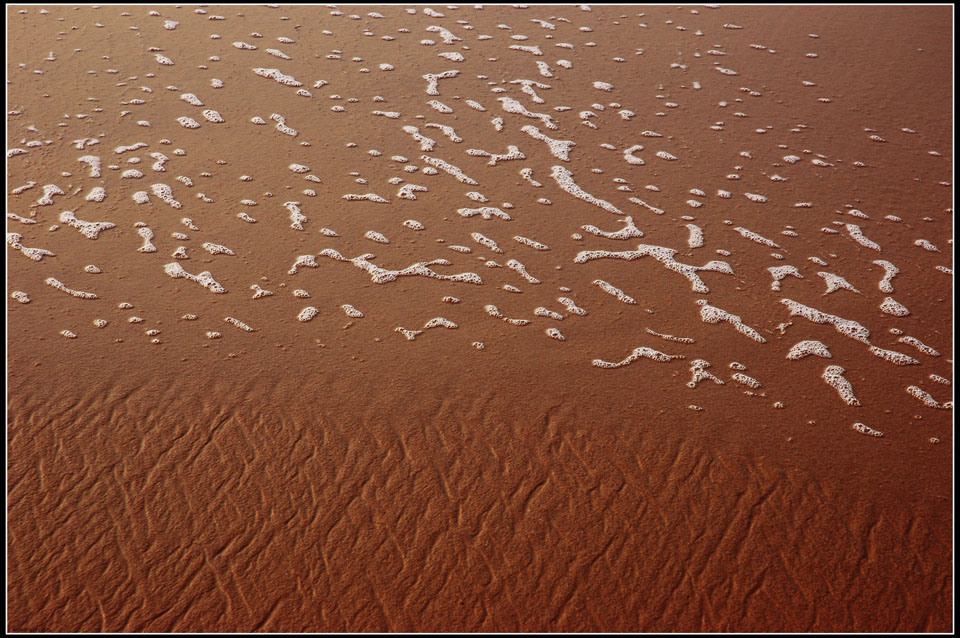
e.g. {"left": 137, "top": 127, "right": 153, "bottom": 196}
{"left": 688, "top": 359, "right": 724, "bottom": 387}
{"left": 151, "top": 183, "right": 182, "bottom": 208}
{"left": 498, "top": 97, "right": 557, "bottom": 129}
{"left": 521, "top": 125, "right": 575, "bottom": 161}
{"left": 457, "top": 206, "right": 511, "bottom": 220}
{"left": 898, "top": 336, "right": 940, "bottom": 357}
{"left": 11, "top": 291, "right": 30, "bottom": 304}
{"left": 506, "top": 259, "right": 540, "bottom": 284}
{"left": 550, "top": 166, "right": 623, "bottom": 215}
{"left": 163, "top": 262, "right": 226, "bottom": 293}
{"left": 733, "top": 227, "right": 780, "bottom": 248}
{"left": 696, "top": 299, "right": 767, "bottom": 343}
{"left": 420, "top": 155, "right": 476, "bottom": 184}
{"left": 845, "top": 224, "right": 882, "bottom": 251}
{"left": 45, "top": 277, "right": 98, "bottom": 299}
{"left": 818, "top": 272, "right": 860, "bottom": 295}
{"left": 575, "top": 244, "right": 733, "bottom": 293}
{"left": 558, "top": 297, "right": 587, "bottom": 316}
{"left": 471, "top": 232, "right": 503, "bottom": 253}
{"left": 852, "top": 423, "right": 883, "bottom": 437}
{"left": 363, "top": 231, "right": 390, "bottom": 245}
{"left": 869, "top": 346, "right": 919, "bottom": 366}
{"left": 593, "top": 346, "right": 681, "bottom": 369}
{"left": 224, "top": 317, "right": 255, "bottom": 332}
{"left": 879, "top": 297, "right": 910, "bottom": 316}
{"left": 137, "top": 226, "right": 157, "bottom": 253}
{"left": 59, "top": 211, "right": 116, "bottom": 239}
{"left": 513, "top": 235, "right": 549, "bottom": 251}
{"left": 202, "top": 242, "right": 235, "bottom": 256}
{"left": 484, "top": 304, "right": 530, "bottom": 326}
{"left": 342, "top": 304, "right": 364, "bottom": 318}
{"left": 7, "top": 233, "right": 55, "bottom": 261}
{"left": 872, "top": 260, "right": 899, "bottom": 292}
{"left": 781, "top": 298, "right": 870, "bottom": 343}
{"left": 768, "top": 266, "right": 803, "bottom": 291}
{"left": 467, "top": 144, "right": 526, "bottom": 166}
{"left": 581, "top": 216, "right": 644, "bottom": 240}
{"left": 786, "top": 340, "right": 832, "bottom": 359}
{"left": 320, "top": 251, "right": 483, "bottom": 285}
{"left": 906, "top": 386, "right": 950, "bottom": 409}
{"left": 593, "top": 280, "right": 636, "bottom": 304}
{"left": 297, "top": 306, "right": 319, "bottom": 322}
{"left": 822, "top": 365, "right": 860, "bottom": 406}
{"left": 646, "top": 328, "right": 694, "bottom": 344}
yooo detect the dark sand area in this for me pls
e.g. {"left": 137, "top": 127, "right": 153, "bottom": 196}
{"left": 7, "top": 5, "right": 953, "bottom": 632}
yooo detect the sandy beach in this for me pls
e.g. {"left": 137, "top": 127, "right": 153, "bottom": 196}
{"left": 7, "top": 4, "right": 953, "bottom": 632}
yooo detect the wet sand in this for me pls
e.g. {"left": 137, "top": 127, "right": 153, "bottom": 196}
{"left": 7, "top": 5, "right": 953, "bottom": 632}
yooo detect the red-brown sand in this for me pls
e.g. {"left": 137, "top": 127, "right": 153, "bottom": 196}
{"left": 7, "top": 4, "right": 953, "bottom": 632}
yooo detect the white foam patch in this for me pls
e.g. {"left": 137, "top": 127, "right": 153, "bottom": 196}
{"left": 575, "top": 245, "right": 733, "bottom": 293}
{"left": 36, "top": 184, "right": 65, "bottom": 206}
{"left": 506, "top": 259, "right": 540, "bottom": 284}
{"left": 7, "top": 233, "right": 56, "bottom": 261}
{"left": 869, "top": 346, "right": 919, "bottom": 366}
{"left": 558, "top": 297, "right": 587, "bottom": 316}
{"left": 11, "top": 291, "right": 30, "bottom": 304}
{"left": 58, "top": 211, "right": 116, "bottom": 240}
{"left": 780, "top": 298, "right": 870, "bottom": 343}
{"left": 696, "top": 299, "right": 767, "bottom": 343}
{"left": 906, "top": 386, "right": 950, "bottom": 409}
{"left": 593, "top": 346, "right": 682, "bottom": 369}
{"left": 402, "top": 126, "right": 437, "bottom": 151}
{"left": 786, "top": 340, "right": 832, "bottom": 359}
{"left": 513, "top": 236, "right": 549, "bottom": 251}
{"left": 898, "top": 336, "right": 940, "bottom": 357}
{"left": 845, "top": 224, "right": 882, "bottom": 251}
{"left": 852, "top": 423, "right": 883, "bottom": 437}
{"left": 768, "top": 266, "right": 803, "bottom": 291}
{"left": 224, "top": 316, "right": 255, "bottom": 332}
{"left": 498, "top": 97, "right": 557, "bottom": 129}
{"left": 163, "top": 262, "right": 226, "bottom": 293}
{"left": 420, "top": 155, "right": 476, "bottom": 184}
{"left": 521, "top": 125, "right": 575, "bottom": 161}
{"left": 593, "top": 279, "right": 636, "bottom": 304}
{"left": 466, "top": 144, "right": 525, "bottom": 166}
{"left": 471, "top": 232, "right": 503, "bottom": 253}
{"left": 341, "top": 193, "right": 389, "bottom": 203}
{"left": 822, "top": 365, "right": 860, "bottom": 406}
{"left": 318, "top": 250, "right": 483, "bottom": 285}
{"left": 879, "top": 297, "right": 910, "bottom": 317}
{"left": 202, "top": 242, "right": 235, "bottom": 256}
{"left": 151, "top": 183, "right": 182, "bottom": 208}
{"left": 818, "top": 272, "right": 860, "bottom": 295}
{"left": 581, "top": 216, "right": 644, "bottom": 240}
{"left": 686, "top": 224, "right": 704, "bottom": 248}
{"left": 688, "top": 359, "right": 724, "bottom": 387}
{"left": 297, "top": 306, "right": 319, "bottom": 322}
{"left": 733, "top": 226, "right": 780, "bottom": 248}
{"left": 457, "top": 206, "right": 511, "bottom": 220}
{"left": 484, "top": 304, "right": 530, "bottom": 326}
{"left": 45, "top": 277, "right": 97, "bottom": 299}
{"left": 551, "top": 166, "right": 623, "bottom": 215}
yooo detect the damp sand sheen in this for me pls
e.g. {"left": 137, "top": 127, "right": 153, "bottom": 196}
{"left": 6, "top": 4, "right": 953, "bottom": 633}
